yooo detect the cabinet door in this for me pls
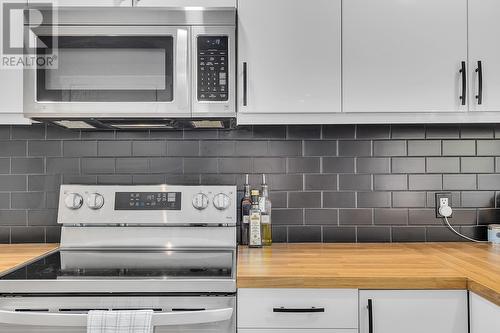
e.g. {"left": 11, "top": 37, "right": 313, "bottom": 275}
{"left": 469, "top": 0, "right": 500, "bottom": 111}
{"left": 28, "top": 0, "right": 132, "bottom": 6}
{"left": 359, "top": 290, "right": 468, "bottom": 333}
{"left": 238, "top": 328, "right": 358, "bottom": 333}
{"left": 0, "top": 0, "right": 30, "bottom": 124}
{"left": 238, "top": 0, "right": 341, "bottom": 114}
{"left": 470, "top": 293, "right": 500, "bottom": 333}
{"left": 133, "top": 0, "right": 235, "bottom": 6}
{"left": 343, "top": 0, "right": 468, "bottom": 113}
{"left": 238, "top": 289, "right": 357, "bottom": 329}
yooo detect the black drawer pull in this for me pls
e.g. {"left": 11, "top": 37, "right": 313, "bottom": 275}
{"left": 475, "top": 60, "right": 483, "bottom": 105}
{"left": 273, "top": 307, "right": 325, "bottom": 313}
{"left": 368, "top": 299, "right": 374, "bottom": 333}
{"left": 243, "top": 62, "right": 248, "bottom": 106}
{"left": 459, "top": 61, "right": 467, "bottom": 105}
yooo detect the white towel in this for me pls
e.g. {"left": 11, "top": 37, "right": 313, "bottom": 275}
{"left": 87, "top": 310, "right": 154, "bottom": 333}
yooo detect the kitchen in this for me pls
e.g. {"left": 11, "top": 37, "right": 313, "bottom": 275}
{"left": 0, "top": 0, "right": 499, "bottom": 332}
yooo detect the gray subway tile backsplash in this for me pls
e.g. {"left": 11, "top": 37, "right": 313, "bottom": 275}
{"left": 442, "top": 140, "right": 476, "bottom": 156}
{"left": 408, "top": 140, "right": 441, "bottom": 156}
{"left": 323, "top": 157, "right": 355, "bottom": 173}
{"left": 338, "top": 140, "right": 372, "bottom": 156}
{"left": 305, "top": 209, "right": 338, "bottom": 225}
{"left": 461, "top": 157, "right": 495, "bottom": 173}
{"left": 323, "top": 125, "right": 356, "bottom": 139}
{"left": 357, "top": 192, "right": 391, "bottom": 208}
{"left": 373, "top": 141, "right": 406, "bottom": 156}
{"left": 357, "top": 226, "right": 391, "bottom": 242}
{"left": 323, "top": 226, "right": 356, "bottom": 243}
{"left": 305, "top": 174, "right": 337, "bottom": 191}
{"left": 0, "top": 124, "right": 497, "bottom": 243}
{"left": 356, "top": 157, "right": 391, "bottom": 174}
{"left": 476, "top": 140, "right": 500, "bottom": 156}
{"left": 323, "top": 192, "right": 356, "bottom": 208}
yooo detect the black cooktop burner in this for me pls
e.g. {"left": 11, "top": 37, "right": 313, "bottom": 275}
{"left": 0, "top": 250, "right": 233, "bottom": 280}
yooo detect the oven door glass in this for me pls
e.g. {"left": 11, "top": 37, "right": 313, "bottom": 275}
{"left": 36, "top": 36, "right": 174, "bottom": 102}
{"left": 0, "top": 295, "right": 235, "bottom": 333}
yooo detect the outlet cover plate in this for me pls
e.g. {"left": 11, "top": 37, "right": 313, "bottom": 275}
{"left": 435, "top": 192, "right": 453, "bottom": 218}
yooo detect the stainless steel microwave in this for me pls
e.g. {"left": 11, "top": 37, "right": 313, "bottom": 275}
{"left": 23, "top": 7, "right": 236, "bottom": 129}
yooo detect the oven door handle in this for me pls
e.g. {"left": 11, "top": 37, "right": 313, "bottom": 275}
{"left": 0, "top": 308, "right": 233, "bottom": 327}
{"left": 176, "top": 28, "right": 190, "bottom": 111}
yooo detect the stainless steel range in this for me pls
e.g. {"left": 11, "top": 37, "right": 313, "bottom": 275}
{"left": 0, "top": 185, "right": 237, "bottom": 332}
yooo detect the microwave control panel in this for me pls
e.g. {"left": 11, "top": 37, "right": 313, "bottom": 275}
{"left": 197, "top": 36, "right": 229, "bottom": 102}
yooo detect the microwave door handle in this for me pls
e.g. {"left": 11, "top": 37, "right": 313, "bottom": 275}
{"left": 0, "top": 308, "right": 233, "bottom": 327}
{"left": 176, "top": 28, "right": 189, "bottom": 111}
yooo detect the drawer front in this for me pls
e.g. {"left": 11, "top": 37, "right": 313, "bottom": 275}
{"left": 238, "top": 328, "right": 358, "bottom": 333}
{"left": 237, "top": 289, "right": 358, "bottom": 329}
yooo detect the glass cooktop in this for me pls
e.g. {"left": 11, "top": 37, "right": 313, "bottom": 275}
{"left": 0, "top": 250, "right": 233, "bottom": 280}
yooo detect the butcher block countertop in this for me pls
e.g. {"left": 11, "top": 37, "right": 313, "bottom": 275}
{"left": 0, "top": 244, "right": 59, "bottom": 276}
{"left": 238, "top": 243, "right": 500, "bottom": 306}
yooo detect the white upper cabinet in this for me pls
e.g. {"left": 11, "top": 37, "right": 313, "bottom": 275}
{"left": 359, "top": 290, "right": 468, "bottom": 333}
{"left": 0, "top": 0, "right": 30, "bottom": 124}
{"left": 237, "top": 0, "right": 341, "bottom": 115}
{"left": 470, "top": 293, "right": 500, "bottom": 333}
{"left": 343, "top": 0, "right": 468, "bottom": 113}
{"left": 27, "top": 0, "right": 132, "bottom": 6}
{"left": 469, "top": 0, "right": 500, "bottom": 111}
{"left": 133, "top": 0, "right": 236, "bottom": 6}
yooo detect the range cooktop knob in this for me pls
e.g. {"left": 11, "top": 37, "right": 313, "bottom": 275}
{"left": 87, "top": 193, "right": 104, "bottom": 210}
{"left": 192, "top": 193, "right": 209, "bottom": 210}
{"left": 64, "top": 193, "right": 83, "bottom": 210}
{"left": 213, "top": 193, "right": 230, "bottom": 210}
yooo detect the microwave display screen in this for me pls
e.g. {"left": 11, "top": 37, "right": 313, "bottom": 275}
{"left": 197, "top": 36, "right": 229, "bottom": 102}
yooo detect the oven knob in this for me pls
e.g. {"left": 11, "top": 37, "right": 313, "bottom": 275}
{"left": 64, "top": 193, "right": 83, "bottom": 210}
{"left": 213, "top": 193, "right": 230, "bottom": 210}
{"left": 192, "top": 193, "right": 209, "bottom": 210}
{"left": 87, "top": 193, "right": 104, "bottom": 210}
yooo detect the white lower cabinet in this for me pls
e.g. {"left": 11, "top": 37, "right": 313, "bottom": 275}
{"left": 27, "top": 0, "right": 132, "bottom": 6}
{"left": 237, "top": 289, "right": 358, "bottom": 330}
{"left": 359, "top": 290, "right": 468, "bottom": 333}
{"left": 470, "top": 292, "right": 500, "bottom": 333}
{"left": 238, "top": 328, "right": 358, "bottom": 333}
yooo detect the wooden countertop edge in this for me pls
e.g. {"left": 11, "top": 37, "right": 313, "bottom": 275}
{"left": 468, "top": 280, "right": 500, "bottom": 306}
{"left": 236, "top": 276, "right": 467, "bottom": 290}
{"left": 237, "top": 276, "right": 500, "bottom": 306}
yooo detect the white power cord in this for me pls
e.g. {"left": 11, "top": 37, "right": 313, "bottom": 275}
{"left": 442, "top": 216, "right": 487, "bottom": 243}
{"left": 439, "top": 201, "right": 488, "bottom": 243}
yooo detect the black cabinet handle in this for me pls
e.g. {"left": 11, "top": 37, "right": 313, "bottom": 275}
{"left": 243, "top": 62, "right": 248, "bottom": 106}
{"left": 273, "top": 307, "right": 325, "bottom": 313}
{"left": 475, "top": 61, "right": 483, "bottom": 105}
{"left": 367, "top": 299, "right": 374, "bottom": 333}
{"left": 459, "top": 61, "right": 467, "bottom": 106}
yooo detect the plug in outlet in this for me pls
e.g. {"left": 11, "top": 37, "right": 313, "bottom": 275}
{"left": 435, "top": 192, "right": 453, "bottom": 218}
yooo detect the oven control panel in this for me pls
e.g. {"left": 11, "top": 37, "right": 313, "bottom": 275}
{"left": 115, "top": 192, "right": 181, "bottom": 210}
{"left": 197, "top": 35, "right": 229, "bottom": 102}
{"left": 58, "top": 185, "right": 237, "bottom": 226}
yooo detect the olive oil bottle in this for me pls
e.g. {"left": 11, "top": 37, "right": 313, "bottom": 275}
{"left": 248, "top": 190, "right": 262, "bottom": 248}
{"left": 259, "top": 174, "right": 272, "bottom": 246}
{"left": 240, "top": 174, "right": 252, "bottom": 245}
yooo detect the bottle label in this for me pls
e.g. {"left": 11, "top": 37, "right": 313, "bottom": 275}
{"left": 243, "top": 215, "right": 250, "bottom": 224}
{"left": 261, "top": 215, "right": 270, "bottom": 224}
{"left": 249, "top": 212, "right": 262, "bottom": 246}
{"left": 259, "top": 198, "right": 265, "bottom": 212}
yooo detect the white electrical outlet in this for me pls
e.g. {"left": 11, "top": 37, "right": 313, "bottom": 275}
{"left": 440, "top": 198, "right": 449, "bottom": 207}
{"left": 435, "top": 192, "right": 453, "bottom": 218}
